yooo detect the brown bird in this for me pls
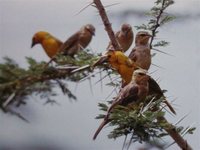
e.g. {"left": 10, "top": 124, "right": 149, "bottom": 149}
{"left": 107, "top": 23, "right": 134, "bottom": 52}
{"left": 93, "top": 69, "right": 149, "bottom": 140}
{"left": 59, "top": 24, "right": 95, "bottom": 57}
{"left": 31, "top": 31, "right": 63, "bottom": 58}
{"left": 129, "top": 31, "right": 152, "bottom": 70}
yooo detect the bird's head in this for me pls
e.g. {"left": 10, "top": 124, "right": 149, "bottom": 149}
{"left": 121, "top": 23, "right": 132, "bottom": 36}
{"left": 31, "top": 31, "right": 50, "bottom": 48}
{"left": 84, "top": 24, "right": 95, "bottom": 36}
{"left": 91, "top": 49, "right": 120, "bottom": 69}
{"left": 135, "top": 31, "right": 152, "bottom": 45}
{"left": 132, "top": 68, "right": 150, "bottom": 83}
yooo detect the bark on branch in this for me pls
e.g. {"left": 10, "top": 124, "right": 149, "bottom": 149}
{"left": 93, "top": 0, "right": 121, "bottom": 50}
{"left": 159, "top": 116, "right": 192, "bottom": 150}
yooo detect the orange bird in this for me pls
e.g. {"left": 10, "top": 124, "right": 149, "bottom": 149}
{"left": 92, "top": 50, "right": 138, "bottom": 86}
{"left": 59, "top": 24, "right": 95, "bottom": 57}
{"left": 107, "top": 23, "right": 134, "bottom": 52}
{"left": 93, "top": 69, "right": 150, "bottom": 140}
{"left": 129, "top": 31, "right": 152, "bottom": 70}
{"left": 31, "top": 31, "right": 63, "bottom": 58}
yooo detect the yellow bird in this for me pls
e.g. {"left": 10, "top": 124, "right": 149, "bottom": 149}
{"left": 93, "top": 50, "right": 138, "bottom": 86}
{"left": 107, "top": 23, "right": 134, "bottom": 52}
{"left": 31, "top": 31, "right": 63, "bottom": 58}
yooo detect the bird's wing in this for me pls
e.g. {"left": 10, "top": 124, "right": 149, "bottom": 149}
{"left": 108, "top": 83, "right": 139, "bottom": 113}
{"left": 59, "top": 32, "right": 80, "bottom": 53}
{"left": 128, "top": 47, "right": 137, "bottom": 62}
{"left": 93, "top": 83, "right": 138, "bottom": 140}
{"left": 148, "top": 77, "right": 163, "bottom": 96}
{"left": 149, "top": 77, "right": 176, "bottom": 114}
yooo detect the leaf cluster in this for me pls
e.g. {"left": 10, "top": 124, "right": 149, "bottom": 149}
{"left": 0, "top": 50, "right": 98, "bottom": 111}
{"left": 135, "top": 0, "right": 175, "bottom": 49}
{"left": 96, "top": 96, "right": 195, "bottom": 145}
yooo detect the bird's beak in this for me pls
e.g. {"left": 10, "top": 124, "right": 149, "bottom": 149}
{"left": 31, "top": 40, "right": 36, "bottom": 48}
{"left": 92, "top": 31, "right": 95, "bottom": 36}
{"left": 91, "top": 55, "right": 108, "bottom": 69}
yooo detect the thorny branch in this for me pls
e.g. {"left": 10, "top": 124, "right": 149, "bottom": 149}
{"left": 159, "top": 116, "right": 192, "bottom": 150}
{"left": 149, "top": 0, "right": 174, "bottom": 49}
{"left": 93, "top": 0, "right": 121, "bottom": 50}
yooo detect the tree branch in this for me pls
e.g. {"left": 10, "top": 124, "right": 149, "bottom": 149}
{"left": 160, "top": 116, "right": 193, "bottom": 150}
{"left": 93, "top": 0, "right": 121, "bottom": 50}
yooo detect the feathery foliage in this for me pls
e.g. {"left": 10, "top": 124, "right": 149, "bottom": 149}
{"left": 0, "top": 50, "right": 98, "bottom": 112}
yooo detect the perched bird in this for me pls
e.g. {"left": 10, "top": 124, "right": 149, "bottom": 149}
{"left": 31, "top": 31, "right": 63, "bottom": 58}
{"left": 92, "top": 50, "right": 138, "bottom": 86}
{"left": 129, "top": 31, "right": 152, "bottom": 70}
{"left": 59, "top": 24, "right": 95, "bottom": 57}
{"left": 93, "top": 69, "right": 150, "bottom": 140}
{"left": 107, "top": 23, "right": 134, "bottom": 52}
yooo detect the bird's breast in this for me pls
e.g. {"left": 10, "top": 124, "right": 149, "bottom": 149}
{"left": 42, "top": 39, "right": 61, "bottom": 58}
{"left": 79, "top": 32, "right": 92, "bottom": 48}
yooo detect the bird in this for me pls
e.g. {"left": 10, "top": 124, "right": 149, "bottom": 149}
{"left": 31, "top": 31, "right": 63, "bottom": 58}
{"left": 93, "top": 69, "right": 150, "bottom": 140}
{"left": 92, "top": 50, "right": 138, "bottom": 86}
{"left": 128, "top": 31, "right": 152, "bottom": 70}
{"left": 107, "top": 23, "right": 134, "bottom": 52}
{"left": 59, "top": 24, "right": 95, "bottom": 57}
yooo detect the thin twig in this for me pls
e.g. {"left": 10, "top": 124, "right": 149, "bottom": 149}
{"left": 149, "top": 0, "right": 166, "bottom": 49}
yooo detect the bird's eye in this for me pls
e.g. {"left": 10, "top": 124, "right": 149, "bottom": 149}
{"left": 140, "top": 34, "right": 146, "bottom": 36}
{"left": 138, "top": 73, "right": 144, "bottom": 75}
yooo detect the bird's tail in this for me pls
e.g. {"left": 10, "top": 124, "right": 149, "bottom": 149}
{"left": 164, "top": 99, "right": 176, "bottom": 115}
{"left": 93, "top": 119, "right": 109, "bottom": 140}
